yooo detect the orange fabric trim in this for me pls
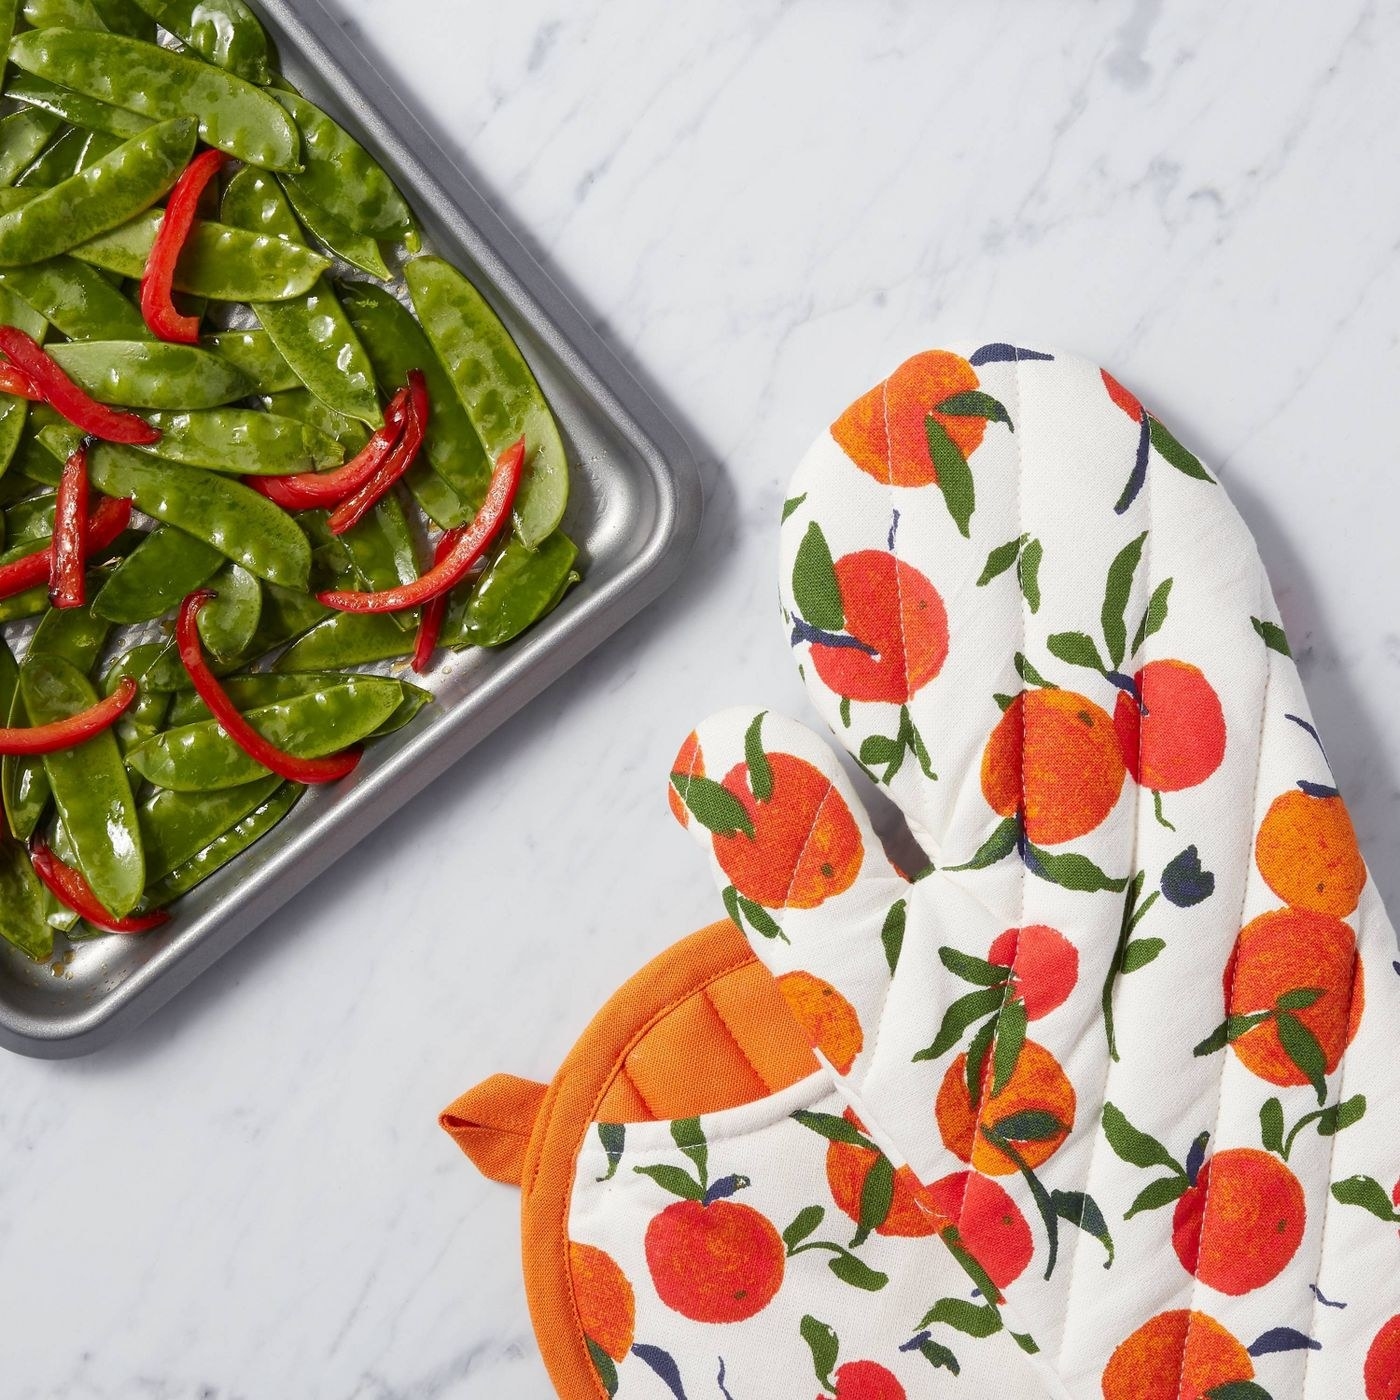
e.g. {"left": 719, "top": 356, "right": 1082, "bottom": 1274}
{"left": 521, "top": 919, "right": 782, "bottom": 1400}
{"left": 439, "top": 1073, "right": 548, "bottom": 1186}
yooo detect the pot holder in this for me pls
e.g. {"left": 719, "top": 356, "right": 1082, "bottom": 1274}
{"left": 445, "top": 344, "right": 1400, "bottom": 1400}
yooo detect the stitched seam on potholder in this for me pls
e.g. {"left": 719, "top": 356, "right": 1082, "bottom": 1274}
{"left": 1175, "top": 562, "right": 1275, "bottom": 1400}
{"left": 1053, "top": 396, "right": 1154, "bottom": 1377}
{"left": 701, "top": 983, "right": 778, "bottom": 1096}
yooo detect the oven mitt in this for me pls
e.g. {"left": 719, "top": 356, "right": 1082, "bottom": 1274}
{"left": 446, "top": 344, "right": 1400, "bottom": 1400}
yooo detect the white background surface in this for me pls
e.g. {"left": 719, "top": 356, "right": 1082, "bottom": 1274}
{"left": 4, "top": 2, "right": 1400, "bottom": 1396}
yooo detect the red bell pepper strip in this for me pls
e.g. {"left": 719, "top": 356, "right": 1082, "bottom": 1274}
{"left": 139, "top": 147, "right": 227, "bottom": 344}
{"left": 29, "top": 837, "right": 170, "bottom": 935}
{"left": 0, "top": 364, "right": 38, "bottom": 399}
{"left": 318, "top": 437, "right": 524, "bottom": 614}
{"left": 51, "top": 442, "right": 90, "bottom": 609}
{"left": 0, "top": 494, "right": 133, "bottom": 602}
{"left": 327, "top": 371, "right": 429, "bottom": 536}
{"left": 0, "top": 678, "right": 138, "bottom": 756}
{"left": 0, "top": 327, "right": 160, "bottom": 445}
{"left": 410, "top": 532, "right": 458, "bottom": 674}
{"left": 245, "top": 384, "right": 412, "bottom": 511}
{"left": 177, "top": 590, "right": 363, "bottom": 784}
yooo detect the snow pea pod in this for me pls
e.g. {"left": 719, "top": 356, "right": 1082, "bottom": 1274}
{"left": 0, "top": 582, "right": 47, "bottom": 623}
{"left": 90, "top": 0, "right": 155, "bottom": 36}
{"left": 277, "top": 174, "right": 389, "bottom": 280}
{"left": 443, "top": 530, "right": 579, "bottom": 648}
{"left": 125, "top": 677, "right": 403, "bottom": 790}
{"left": 340, "top": 281, "right": 490, "bottom": 519}
{"left": 343, "top": 494, "right": 418, "bottom": 632}
{"left": 273, "top": 611, "right": 413, "bottom": 672}
{"left": 0, "top": 116, "right": 196, "bottom": 266}
{"left": 196, "top": 560, "right": 261, "bottom": 661}
{"left": 21, "top": 653, "right": 144, "bottom": 915}
{"left": 128, "top": 0, "right": 268, "bottom": 81}
{"left": 0, "top": 834, "right": 52, "bottom": 960}
{"left": 91, "top": 523, "right": 223, "bottom": 623}
{"left": 139, "top": 408, "right": 344, "bottom": 476}
{"left": 0, "top": 256, "right": 150, "bottom": 339}
{"left": 145, "top": 781, "right": 301, "bottom": 906}
{"left": 262, "top": 387, "right": 368, "bottom": 455}
{"left": 0, "top": 109, "right": 62, "bottom": 187}
{"left": 0, "top": 398, "right": 30, "bottom": 485}
{"left": 139, "top": 773, "right": 283, "bottom": 883}
{"left": 47, "top": 340, "right": 253, "bottom": 409}
{"left": 273, "top": 90, "right": 416, "bottom": 245}
{"left": 0, "top": 0, "right": 17, "bottom": 75}
{"left": 405, "top": 256, "right": 569, "bottom": 547}
{"left": 16, "top": 127, "right": 90, "bottom": 188}
{"left": 221, "top": 168, "right": 380, "bottom": 425}
{"left": 103, "top": 645, "right": 170, "bottom": 751}
{"left": 5, "top": 490, "right": 55, "bottom": 545}
{"left": 5, "top": 74, "right": 154, "bottom": 139}
{"left": 71, "top": 211, "right": 329, "bottom": 300}
{"left": 22, "top": 0, "right": 109, "bottom": 29}
{"left": 80, "top": 443, "right": 312, "bottom": 588}
{"left": 166, "top": 672, "right": 428, "bottom": 731}
{"left": 206, "top": 330, "right": 300, "bottom": 393}
{"left": 10, "top": 29, "right": 300, "bottom": 170}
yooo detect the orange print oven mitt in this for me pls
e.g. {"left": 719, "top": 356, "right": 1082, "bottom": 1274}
{"left": 443, "top": 344, "right": 1400, "bottom": 1400}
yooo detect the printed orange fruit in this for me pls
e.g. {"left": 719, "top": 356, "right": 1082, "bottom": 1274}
{"left": 644, "top": 1197, "right": 784, "bottom": 1324}
{"left": 981, "top": 689, "right": 1127, "bottom": 846}
{"left": 1101, "top": 1309, "right": 1253, "bottom": 1400}
{"left": 826, "top": 1107, "right": 938, "bottom": 1238}
{"left": 829, "top": 1360, "right": 906, "bottom": 1400}
{"left": 1255, "top": 787, "right": 1366, "bottom": 917}
{"left": 1113, "top": 660, "right": 1226, "bottom": 793}
{"left": 926, "top": 1169, "right": 1034, "bottom": 1293}
{"left": 1101, "top": 368, "right": 1145, "bottom": 423}
{"left": 1170, "top": 1147, "right": 1305, "bottom": 1295}
{"left": 669, "top": 731, "right": 703, "bottom": 827}
{"left": 569, "top": 1241, "right": 635, "bottom": 1361}
{"left": 808, "top": 550, "right": 949, "bottom": 705}
{"left": 1224, "top": 907, "right": 1364, "bottom": 1086}
{"left": 831, "top": 349, "right": 986, "bottom": 488}
{"left": 1365, "top": 1314, "right": 1400, "bottom": 1400}
{"left": 987, "top": 924, "right": 1079, "bottom": 1020}
{"left": 776, "top": 970, "right": 863, "bottom": 1074}
{"left": 714, "top": 752, "right": 863, "bottom": 908}
{"left": 935, "top": 1038, "right": 1075, "bottom": 1177}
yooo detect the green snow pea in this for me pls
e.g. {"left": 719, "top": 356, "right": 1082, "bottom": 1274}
{"left": 125, "top": 677, "right": 404, "bottom": 790}
{"left": 144, "top": 781, "right": 301, "bottom": 906}
{"left": 196, "top": 560, "right": 261, "bottom": 661}
{"left": 0, "top": 398, "right": 30, "bottom": 484}
{"left": 0, "top": 116, "right": 196, "bottom": 266}
{"left": 340, "top": 280, "right": 490, "bottom": 519}
{"left": 443, "top": 531, "right": 579, "bottom": 648}
{"left": 128, "top": 0, "right": 268, "bottom": 81}
{"left": 91, "top": 523, "right": 223, "bottom": 623}
{"left": 0, "top": 108, "right": 62, "bottom": 187}
{"left": 0, "top": 0, "right": 17, "bottom": 72}
{"left": 16, "top": 126, "right": 90, "bottom": 187}
{"left": 103, "top": 646, "right": 170, "bottom": 751}
{"left": 85, "top": 443, "right": 311, "bottom": 587}
{"left": 0, "top": 583, "right": 47, "bottom": 623}
{"left": 273, "top": 90, "right": 417, "bottom": 245}
{"left": 47, "top": 340, "right": 253, "bottom": 409}
{"left": 221, "top": 167, "right": 380, "bottom": 425}
{"left": 166, "top": 673, "right": 428, "bottom": 733}
{"left": 262, "top": 387, "right": 368, "bottom": 455}
{"left": 28, "top": 593, "right": 113, "bottom": 671}
{"left": 9, "top": 29, "right": 300, "bottom": 170}
{"left": 5, "top": 73, "right": 154, "bottom": 140}
{"left": 239, "top": 579, "right": 327, "bottom": 662}
{"left": 0, "top": 256, "right": 150, "bottom": 339}
{"left": 0, "top": 835, "right": 52, "bottom": 961}
{"left": 405, "top": 256, "right": 569, "bottom": 547}
{"left": 138, "top": 773, "right": 283, "bottom": 884}
{"left": 139, "top": 408, "right": 344, "bottom": 476}
{"left": 4, "top": 490, "right": 55, "bottom": 545}
{"left": 2, "top": 686, "right": 48, "bottom": 839}
{"left": 206, "top": 330, "right": 299, "bottom": 393}
{"left": 71, "top": 210, "right": 329, "bottom": 300}
{"left": 21, "top": 653, "right": 144, "bottom": 916}
{"left": 343, "top": 494, "right": 418, "bottom": 632}
{"left": 277, "top": 174, "right": 390, "bottom": 280}
{"left": 22, "top": 0, "right": 111, "bottom": 30}
{"left": 0, "top": 635, "right": 15, "bottom": 739}
{"left": 273, "top": 611, "right": 414, "bottom": 672}
{"left": 90, "top": 0, "right": 157, "bottom": 36}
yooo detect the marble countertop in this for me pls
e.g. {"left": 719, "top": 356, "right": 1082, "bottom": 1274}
{"left": 4, "top": 2, "right": 1399, "bottom": 1395}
